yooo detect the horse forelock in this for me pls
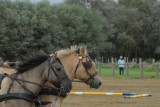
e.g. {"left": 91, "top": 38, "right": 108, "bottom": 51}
{"left": 55, "top": 45, "right": 88, "bottom": 58}
{"left": 16, "top": 55, "right": 49, "bottom": 73}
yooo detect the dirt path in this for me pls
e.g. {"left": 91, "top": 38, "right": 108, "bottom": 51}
{"left": 62, "top": 77, "right": 160, "bottom": 107}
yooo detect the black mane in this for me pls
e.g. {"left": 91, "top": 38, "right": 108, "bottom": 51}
{"left": 16, "top": 55, "right": 49, "bottom": 73}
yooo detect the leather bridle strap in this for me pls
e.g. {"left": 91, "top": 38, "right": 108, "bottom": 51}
{"left": 73, "top": 55, "right": 97, "bottom": 84}
{"left": 85, "top": 71, "right": 98, "bottom": 84}
{"left": 47, "top": 57, "right": 68, "bottom": 83}
{"left": 74, "top": 59, "right": 81, "bottom": 79}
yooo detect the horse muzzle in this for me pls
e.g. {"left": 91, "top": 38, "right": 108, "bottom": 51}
{"left": 60, "top": 80, "right": 72, "bottom": 94}
{"left": 89, "top": 77, "right": 102, "bottom": 89}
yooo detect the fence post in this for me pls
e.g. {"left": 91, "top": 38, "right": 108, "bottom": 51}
{"left": 112, "top": 57, "right": 115, "bottom": 76}
{"left": 152, "top": 59, "right": 155, "bottom": 64}
{"left": 95, "top": 58, "right": 97, "bottom": 65}
{"left": 16, "top": 61, "right": 19, "bottom": 68}
{"left": 102, "top": 56, "right": 103, "bottom": 64}
{"left": 139, "top": 58, "right": 143, "bottom": 78}
{"left": 156, "top": 62, "right": 159, "bottom": 78}
{"left": 108, "top": 59, "right": 110, "bottom": 64}
{"left": 98, "top": 63, "right": 101, "bottom": 76}
{"left": 115, "top": 57, "right": 117, "bottom": 63}
{"left": 126, "top": 58, "right": 129, "bottom": 77}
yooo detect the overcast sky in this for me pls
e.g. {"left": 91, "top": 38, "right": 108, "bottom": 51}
{"left": 32, "top": 0, "right": 64, "bottom": 4}
{"left": 31, "top": 0, "right": 160, "bottom": 4}
{"left": 31, "top": 0, "right": 118, "bottom": 4}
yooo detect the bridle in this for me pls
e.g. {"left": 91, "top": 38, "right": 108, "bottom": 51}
{"left": 74, "top": 54, "right": 98, "bottom": 85}
{"left": 47, "top": 57, "right": 68, "bottom": 91}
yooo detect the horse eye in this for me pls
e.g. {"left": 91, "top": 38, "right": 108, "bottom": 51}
{"left": 56, "top": 66, "right": 61, "bottom": 71}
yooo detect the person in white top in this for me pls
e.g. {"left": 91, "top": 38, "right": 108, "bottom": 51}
{"left": 118, "top": 56, "right": 125, "bottom": 75}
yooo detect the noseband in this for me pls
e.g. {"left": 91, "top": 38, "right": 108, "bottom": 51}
{"left": 74, "top": 55, "right": 98, "bottom": 85}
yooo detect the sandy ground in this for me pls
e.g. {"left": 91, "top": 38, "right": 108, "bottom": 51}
{"left": 62, "top": 77, "right": 160, "bottom": 107}
{"left": 1, "top": 68, "right": 160, "bottom": 107}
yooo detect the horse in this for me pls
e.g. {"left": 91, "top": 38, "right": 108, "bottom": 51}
{"left": 38, "top": 45, "right": 102, "bottom": 107}
{"left": 0, "top": 54, "right": 72, "bottom": 107}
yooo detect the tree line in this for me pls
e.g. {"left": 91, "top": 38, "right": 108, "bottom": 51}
{"left": 0, "top": 0, "right": 160, "bottom": 62}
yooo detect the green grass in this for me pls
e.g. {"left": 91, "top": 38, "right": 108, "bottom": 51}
{"left": 96, "top": 65, "right": 159, "bottom": 79}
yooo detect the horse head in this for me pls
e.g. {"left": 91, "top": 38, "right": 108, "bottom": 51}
{"left": 74, "top": 46, "right": 102, "bottom": 89}
{"left": 47, "top": 54, "right": 72, "bottom": 94}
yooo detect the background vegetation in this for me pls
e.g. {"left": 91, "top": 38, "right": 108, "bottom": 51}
{"left": 0, "top": 0, "right": 160, "bottom": 61}
{"left": 97, "top": 65, "right": 158, "bottom": 78}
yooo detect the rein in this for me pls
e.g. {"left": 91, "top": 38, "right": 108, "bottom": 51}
{"left": 9, "top": 75, "right": 44, "bottom": 88}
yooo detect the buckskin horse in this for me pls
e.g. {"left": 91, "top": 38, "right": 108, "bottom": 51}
{"left": 38, "top": 45, "right": 102, "bottom": 107}
{"left": 0, "top": 54, "right": 72, "bottom": 107}
{"left": 0, "top": 45, "right": 102, "bottom": 107}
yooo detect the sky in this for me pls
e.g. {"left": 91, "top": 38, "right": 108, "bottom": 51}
{"left": 32, "top": 0, "right": 118, "bottom": 4}
{"left": 32, "top": 0, "right": 64, "bottom": 4}
{"left": 29, "top": 0, "right": 160, "bottom": 4}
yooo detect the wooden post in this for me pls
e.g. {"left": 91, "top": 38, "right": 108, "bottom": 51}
{"left": 16, "top": 61, "right": 19, "bottom": 68}
{"left": 102, "top": 56, "right": 103, "bottom": 64}
{"left": 132, "top": 58, "right": 135, "bottom": 63}
{"left": 115, "top": 57, "right": 117, "bottom": 63}
{"left": 152, "top": 59, "right": 155, "bottom": 65}
{"left": 135, "top": 58, "right": 137, "bottom": 67}
{"left": 95, "top": 58, "right": 97, "bottom": 65}
{"left": 156, "top": 62, "right": 159, "bottom": 78}
{"left": 108, "top": 59, "right": 110, "bottom": 64}
{"left": 112, "top": 57, "right": 115, "bottom": 76}
{"left": 126, "top": 63, "right": 129, "bottom": 77}
{"left": 139, "top": 58, "right": 143, "bottom": 78}
{"left": 126, "top": 58, "right": 129, "bottom": 77}
{"left": 98, "top": 63, "right": 101, "bottom": 76}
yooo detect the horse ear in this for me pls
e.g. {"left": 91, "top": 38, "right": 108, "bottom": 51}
{"left": 51, "top": 53, "right": 57, "bottom": 62}
{"left": 76, "top": 48, "right": 80, "bottom": 54}
{"left": 80, "top": 46, "right": 86, "bottom": 56}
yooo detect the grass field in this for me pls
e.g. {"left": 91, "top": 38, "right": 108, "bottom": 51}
{"left": 96, "top": 64, "right": 159, "bottom": 78}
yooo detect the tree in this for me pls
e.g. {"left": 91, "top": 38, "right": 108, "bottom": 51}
{"left": 48, "top": 4, "right": 105, "bottom": 57}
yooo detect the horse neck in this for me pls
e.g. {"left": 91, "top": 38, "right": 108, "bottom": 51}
{"left": 60, "top": 53, "right": 78, "bottom": 80}
{"left": 18, "top": 61, "right": 48, "bottom": 94}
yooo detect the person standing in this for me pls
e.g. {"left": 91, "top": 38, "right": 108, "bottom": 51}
{"left": 118, "top": 56, "right": 125, "bottom": 75}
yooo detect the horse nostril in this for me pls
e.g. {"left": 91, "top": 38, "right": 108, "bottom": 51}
{"left": 99, "top": 82, "right": 102, "bottom": 86}
{"left": 68, "top": 85, "right": 71, "bottom": 90}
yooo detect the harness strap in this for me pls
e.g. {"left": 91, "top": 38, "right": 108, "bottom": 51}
{"left": 0, "top": 93, "right": 38, "bottom": 103}
{"left": 5, "top": 74, "right": 34, "bottom": 96}
{"left": 15, "top": 79, "right": 34, "bottom": 95}
{"left": 7, "top": 79, "right": 15, "bottom": 94}
{"left": 6, "top": 74, "right": 17, "bottom": 94}
{"left": 5, "top": 74, "right": 17, "bottom": 103}
{"left": 0, "top": 73, "right": 8, "bottom": 89}
{"left": 39, "top": 88, "right": 67, "bottom": 98}
{"left": 0, "top": 93, "right": 56, "bottom": 105}
{"left": 35, "top": 101, "right": 56, "bottom": 105}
